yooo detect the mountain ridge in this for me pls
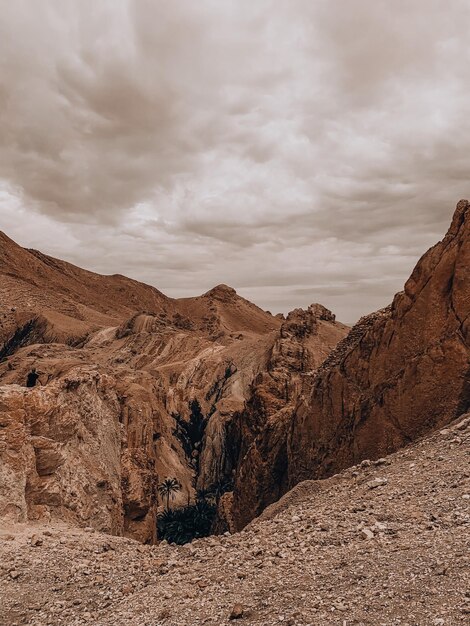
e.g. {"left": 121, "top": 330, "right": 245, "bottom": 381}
{"left": 0, "top": 227, "right": 347, "bottom": 542}
{"left": 0, "top": 199, "right": 468, "bottom": 544}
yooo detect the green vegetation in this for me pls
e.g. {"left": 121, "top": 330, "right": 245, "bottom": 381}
{"left": 156, "top": 478, "right": 234, "bottom": 544}
{"left": 172, "top": 399, "right": 206, "bottom": 461}
{"left": 161, "top": 396, "right": 234, "bottom": 544}
{"left": 157, "top": 477, "right": 181, "bottom": 510}
{"left": 157, "top": 500, "right": 216, "bottom": 545}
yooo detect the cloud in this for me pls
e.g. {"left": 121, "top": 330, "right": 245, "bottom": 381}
{"left": 0, "top": 0, "right": 469, "bottom": 322}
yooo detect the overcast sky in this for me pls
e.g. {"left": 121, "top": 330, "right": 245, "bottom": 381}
{"left": 0, "top": 1, "right": 469, "bottom": 322}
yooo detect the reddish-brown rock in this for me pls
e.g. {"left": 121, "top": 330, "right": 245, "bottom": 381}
{"left": 0, "top": 231, "right": 296, "bottom": 542}
{"left": 288, "top": 199, "right": 470, "bottom": 486}
{"left": 4, "top": 200, "right": 466, "bottom": 541}
{"left": 230, "top": 305, "right": 348, "bottom": 529}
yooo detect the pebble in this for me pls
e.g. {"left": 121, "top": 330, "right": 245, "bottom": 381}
{"left": 366, "top": 477, "right": 388, "bottom": 489}
{"left": 1, "top": 416, "right": 468, "bottom": 626}
{"left": 30, "top": 534, "right": 43, "bottom": 547}
{"left": 361, "top": 528, "right": 375, "bottom": 541}
{"left": 229, "top": 604, "right": 244, "bottom": 620}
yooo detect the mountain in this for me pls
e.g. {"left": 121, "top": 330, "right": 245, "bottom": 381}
{"left": 229, "top": 199, "right": 470, "bottom": 528}
{"left": 289, "top": 198, "right": 470, "bottom": 482}
{"left": 0, "top": 230, "right": 347, "bottom": 542}
{"left": 0, "top": 229, "right": 170, "bottom": 343}
{"left": 1, "top": 199, "right": 468, "bottom": 542}
{"left": 0, "top": 230, "right": 278, "bottom": 346}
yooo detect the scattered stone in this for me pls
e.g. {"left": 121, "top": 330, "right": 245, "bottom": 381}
{"left": 0, "top": 410, "right": 468, "bottom": 626}
{"left": 229, "top": 604, "right": 244, "bottom": 620}
{"left": 30, "top": 534, "right": 43, "bottom": 547}
{"left": 366, "top": 477, "right": 388, "bottom": 490}
{"left": 361, "top": 528, "right": 375, "bottom": 541}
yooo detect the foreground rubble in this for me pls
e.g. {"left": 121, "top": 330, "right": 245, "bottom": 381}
{"left": 1, "top": 414, "right": 469, "bottom": 626}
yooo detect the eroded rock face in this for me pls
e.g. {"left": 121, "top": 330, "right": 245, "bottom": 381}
{"left": 230, "top": 306, "right": 348, "bottom": 529}
{"left": 0, "top": 332, "right": 270, "bottom": 542}
{"left": 4, "top": 200, "right": 466, "bottom": 541}
{"left": 0, "top": 232, "right": 296, "bottom": 541}
{"left": 0, "top": 374, "right": 124, "bottom": 535}
{"left": 288, "top": 199, "right": 470, "bottom": 486}
{"left": 0, "top": 284, "right": 347, "bottom": 542}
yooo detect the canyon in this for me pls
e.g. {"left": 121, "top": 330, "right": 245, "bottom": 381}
{"left": 0, "top": 200, "right": 469, "bottom": 546}
{"left": 0, "top": 229, "right": 348, "bottom": 543}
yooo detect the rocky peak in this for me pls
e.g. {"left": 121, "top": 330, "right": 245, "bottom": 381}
{"left": 281, "top": 308, "right": 317, "bottom": 338}
{"left": 448, "top": 198, "right": 469, "bottom": 235}
{"left": 288, "top": 199, "right": 470, "bottom": 487}
{"left": 203, "top": 284, "right": 238, "bottom": 302}
{"left": 280, "top": 303, "right": 336, "bottom": 339}
{"left": 307, "top": 303, "right": 336, "bottom": 321}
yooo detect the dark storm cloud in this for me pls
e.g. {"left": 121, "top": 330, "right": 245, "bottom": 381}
{"left": 1, "top": 0, "right": 470, "bottom": 321}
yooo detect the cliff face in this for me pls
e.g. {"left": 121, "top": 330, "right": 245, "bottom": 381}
{"left": 0, "top": 304, "right": 346, "bottom": 542}
{"left": 2, "top": 199, "right": 467, "bottom": 540}
{"left": 0, "top": 318, "right": 274, "bottom": 543}
{"left": 0, "top": 373, "right": 125, "bottom": 534}
{"left": 230, "top": 305, "right": 348, "bottom": 529}
{"left": 1, "top": 231, "right": 349, "bottom": 542}
{"left": 288, "top": 200, "right": 470, "bottom": 486}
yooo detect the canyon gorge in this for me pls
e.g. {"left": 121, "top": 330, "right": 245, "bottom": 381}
{"left": 0, "top": 200, "right": 469, "bottom": 545}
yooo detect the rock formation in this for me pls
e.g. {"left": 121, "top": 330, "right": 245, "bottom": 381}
{"left": 1, "top": 199, "right": 468, "bottom": 541}
{"left": 228, "top": 200, "right": 470, "bottom": 528}
{"left": 230, "top": 305, "right": 348, "bottom": 529}
{"left": 0, "top": 230, "right": 348, "bottom": 542}
{"left": 289, "top": 199, "right": 470, "bottom": 483}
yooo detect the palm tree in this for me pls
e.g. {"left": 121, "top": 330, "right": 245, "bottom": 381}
{"left": 158, "top": 478, "right": 181, "bottom": 511}
{"left": 156, "top": 501, "right": 217, "bottom": 544}
{"left": 196, "top": 488, "right": 212, "bottom": 503}
{"left": 209, "top": 477, "right": 233, "bottom": 504}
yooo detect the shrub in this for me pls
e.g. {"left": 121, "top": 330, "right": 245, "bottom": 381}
{"left": 157, "top": 500, "right": 216, "bottom": 545}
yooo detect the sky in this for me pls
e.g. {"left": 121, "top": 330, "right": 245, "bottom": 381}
{"left": 0, "top": 0, "right": 469, "bottom": 323}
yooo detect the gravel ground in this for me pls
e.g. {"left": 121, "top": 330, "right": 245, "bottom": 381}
{"left": 1, "top": 415, "right": 469, "bottom": 626}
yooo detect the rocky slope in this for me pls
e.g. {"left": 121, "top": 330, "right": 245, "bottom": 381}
{"left": 0, "top": 230, "right": 170, "bottom": 344}
{"left": 0, "top": 412, "right": 468, "bottom": 626}
{"left": 230, "top": 200, "right": 470, "bottom": 528}
{"left": 0, "top": 231, "right": 348, "bottom": 542}
{"left": 288, "top": 198, "right": 470, "bottom": 484}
